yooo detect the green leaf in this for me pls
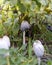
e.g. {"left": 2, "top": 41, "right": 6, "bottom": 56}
{"left": 39, "top": 0, "right": 48, "bottom": 6}
{"left": 0, "top": 0, "right": 4, "bottom": 5}
{"left": 28, "top": 38, "right": 32, "bottom": 59}
{"left": 21, "top": 0, "right": 31, "bottom": 5}
{"left": 17, "top": 3, "right": 26, "bottom": 13}
{"left": 47, "top": 60, "right": 52, "bottom": 65}
{"left": 32, "top": 0, "right": 41, "bottom": 8}
{"left": 0, "top": 49, "right": 8, "bottom": 55}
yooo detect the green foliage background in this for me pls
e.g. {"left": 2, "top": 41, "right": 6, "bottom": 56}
{"left": 0, "top": 0, "right": 52, "bottom": 65}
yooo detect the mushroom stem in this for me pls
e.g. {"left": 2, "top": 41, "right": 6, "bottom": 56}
{"left": 23, "top": 31, "right": 25, "bottom": 45}
{"left": 38, "top": 57, "right": 41, "bottom": 65}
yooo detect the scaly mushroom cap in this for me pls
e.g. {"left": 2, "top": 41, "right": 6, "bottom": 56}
{"left": 33, "top": 40, "right": 44, "bottom": 57}
{"left": 21, "top": 21, "right": 30, "bottom": 31}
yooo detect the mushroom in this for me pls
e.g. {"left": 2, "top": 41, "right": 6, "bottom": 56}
{"left": 33, "top": 40, "right": 44, "bottom": 65}
{"left": 0, "top": 35, "right": 10, "bottom": 65}
{"left": 2, "top": 35, "right": 10, "bottom": 56}
{"left": 21, "top": 20, "right": 30, "bottom": 45}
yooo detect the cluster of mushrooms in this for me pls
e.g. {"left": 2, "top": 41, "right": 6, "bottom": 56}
{"left": 21, "top": 20, "right": 44, "bottom": 65}
{"left": 0, "top": 20, "right": 44, "bottom": 65}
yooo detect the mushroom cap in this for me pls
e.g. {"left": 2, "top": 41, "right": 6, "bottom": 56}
{"left": 21, "top": 21, "right": 30, "bottom": 31}
{"left": 33, "top": 40, "right": 44, "bottom": 57}
{"left": 3, "top": 35, "right": 10, "bottom": 48}
{"left": 0, "top": 38, "right": 9, "bottom": 50}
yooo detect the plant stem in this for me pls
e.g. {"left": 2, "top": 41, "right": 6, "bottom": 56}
{"left": 28, "top": 38, "right": 32, "bottom": 59}
{"left": 38, "top": 57, "right": 41, "bottom": 65}
{"left": 23, "top": 31, "right": 25, "bottom": 45}
{"left": 6, "top": 56, "right": 10, "bottom": 65}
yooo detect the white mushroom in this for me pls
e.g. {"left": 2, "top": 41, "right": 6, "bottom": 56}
{"left": 2, "top": 35, "right": 10, "bottom": 56}
{"left": 3, "top": 35, "right": 10, "bottom": 48}
{"left": 21, "top": 21, "right": 30, "bottom": 31}
{"left": 0, "top": 35, "right": 10, "bottom": 65}
{"left": 21, "top": 21, "right": 30, "bottom": 45}
{"left": 0, "top": 35, "right": 10, "bottom": 57}
{"left": 33, "top": 40, "right": 44, "bottom": 65}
